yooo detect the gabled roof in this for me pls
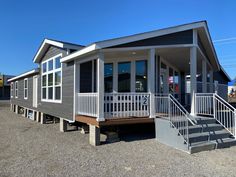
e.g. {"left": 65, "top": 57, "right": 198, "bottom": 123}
{"left": 33, "top": 38, "right": 84, "bottom": 63}
{"left": 8, "top": 69, "right": 39, "bottom": 82}
{"left": 61, "top": 20, "right": 220, "bottom": 71}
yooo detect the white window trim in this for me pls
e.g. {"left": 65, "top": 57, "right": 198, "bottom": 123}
{"left": 15, "top": 81, "right": 18, "bottom": 98}
{"left": 24, "top": 78, "right": 28, "bottom": 99}
{"left": 41, "top": 53, "right": 62, "bottom": 103}
{"left": 104, "top": 57, "right": 148, "bottom": 93}
{"left": 10, "top": 82, "right": 14, "bottom": 98}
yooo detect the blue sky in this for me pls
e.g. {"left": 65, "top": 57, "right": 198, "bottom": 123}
{"left": 0, "top": 0, "right": 236, "bottom": 79}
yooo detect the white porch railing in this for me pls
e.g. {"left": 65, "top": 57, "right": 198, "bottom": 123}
{"left": 195, "top": 93, "right": 214, "bottom": 116}
{"left": 155, "top": 94, "right": 194, "bottom": 148}
{"left": 104, "top": 93, "right": 150, "bottom": 119}
{"left": 77, "top": 93, "right": 98, "bottom": 117}
{"left": 195, "top": 93, "right": 236, "bottom": 137}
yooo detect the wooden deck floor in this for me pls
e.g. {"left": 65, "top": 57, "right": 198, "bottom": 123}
{"left": 75, "top": 115, "right": 154, "bottom": 127}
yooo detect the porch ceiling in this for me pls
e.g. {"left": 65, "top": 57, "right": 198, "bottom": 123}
{"left": 104, "top": 50, "right": 148, "bottom": 59}
{"left": 156, "top": 47, "right": 203, "bottom": 74}
{"left": 103, "top": 47, "right": 204, "bottom": 74}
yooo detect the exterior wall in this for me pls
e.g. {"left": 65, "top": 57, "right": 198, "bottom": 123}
{"left": 41, "top": 46, "right": 67, "bottom": 63}
{"left": 10, "top": 76, "right": 35, "bottom": 110}
{"left": 37, "top": 46, "right": 74, "bottom": 121}
{"left": 213, "top": 71, "right": 229, "bottom": 85}
{"left": 108, "top": 30, "right": 193, "bottom": 48}
{"left": 213, "top": 71, "right": 229, "bottom": 100}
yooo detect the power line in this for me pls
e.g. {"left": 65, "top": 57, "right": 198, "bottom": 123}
{"left": 214, "top": 37, "right": 236, "bottom": 43}
{"left": 214, "top": 41, "right": 236, "bottom": 45}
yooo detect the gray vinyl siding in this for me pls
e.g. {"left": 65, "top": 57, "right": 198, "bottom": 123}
{"left": 37, "top": 46, "right": 74, "bottom": 121}
{"left": 41, "top": 46, "right": 67, "bottom": 63}
{"left": 10, "top": 77, "right": 35, "bottom": 110}
{"left": 108, "top": 30, "right": 193, "bottom": 48}
{"left": 214, "top": 71, "right": 229, "bottom": 85}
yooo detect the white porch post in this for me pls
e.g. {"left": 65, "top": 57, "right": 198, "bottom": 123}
{"left": 113, "top": 61, "right": 118, "bottom": 92}
{"left": 202, "top": 59, "right": 207, "bottom": 93}
{"left": 190, "top": 47, "right": 197, "bottom": 115}
{"left": 96, "top": 52, "right": 105, "bottom": 121}
{"left": 131, "top": 60, "right": 136, "bottom": 92}
{"left": 148, "top": 48, "right": 156, "bottom": 118}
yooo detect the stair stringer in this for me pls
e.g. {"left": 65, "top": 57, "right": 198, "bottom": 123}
{"left": 155, "top": 118, "right": 189, "bottom": 153}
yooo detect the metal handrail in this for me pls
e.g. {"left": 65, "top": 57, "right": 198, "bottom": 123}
{"left": 213, "top": 93, "right": 236, "bottom": 137}
{"left": 169, "top": 94, "right": 195, "bottom": 125}
{"left": 168, "top": 94, "right": 190, "bottom": 148}
{"left": 214, "top": 93, "right": 235, "bottom": 111}
{"left": 195, "top": 92, "right": 236, "bottom": 138}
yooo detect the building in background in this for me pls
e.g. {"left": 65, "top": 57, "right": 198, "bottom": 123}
{"left": 228, "top": 79, "right": 236, "bottom": 103}
{"left": 0, "top": 74, "right": 15, "bottom": 99}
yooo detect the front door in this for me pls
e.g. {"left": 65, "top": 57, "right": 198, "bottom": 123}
{"left": 33, "top": 76, "right": 38, "bottom": 108}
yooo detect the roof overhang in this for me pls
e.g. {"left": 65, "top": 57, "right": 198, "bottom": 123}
{"left": 61, "top": 21, "right": 210, "bottom": 63}
{"left": 8, "top": 69, "right": 39, "bottom": 82}
{"left": 60, "top": 21, "right": 228, "bottom": 78}
{"left": 220, "top": 66, "right": 231, "bottom": 82}
{"left": 33, "top": 39, "right": 83, "bottom": 63}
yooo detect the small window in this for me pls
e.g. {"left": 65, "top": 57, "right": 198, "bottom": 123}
{"left": 104, "top": 63, "right": 113, "bottom": 93}
{"left": 55, "top": 86, "right": 61, "bottom": 100}
{"left": 24, "top": 78, "right": 28, "bottom": 99}
{"left": 118, "top": 62, "right": 131, "bottom": 92}
{"left": 48, "top": 59, "right": 53, "bottom": 71}
{"left": 55, "top": 57, "right": 61, "bottom": 69}
{"left": 136, "top": 60, "right": 147, "bottom": 92}
{"left": 48, "top": 73, "right": 53, "bottom": 86}
{"left": 42, "top": 63, "right": 47, "bottom": 73}
{"left": 15, "top": 81, "right": 18, "bottom": 98}
{"left": 55, "top": 71, "right": 61, "bottom": 85}
{"left": 11, "top": 82, "right": 14, "bottom": 98}
{"left": 48, "top": 87, "right": 53, "bottom": 100}
{"left": 42, "top": 75, "right": 47, "bottom": 87}
{"left": 42, "top": 88, "right": 46, "bottom": 99}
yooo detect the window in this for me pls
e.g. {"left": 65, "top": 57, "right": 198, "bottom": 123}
{"left": 174, "top": 71, "right": 179, "bottom": 93}
{"left": 118, "top": 62, "right": 131, "bottom": 92}
{"left": 10, "top": 82, "right": 14, "bottom": 98}
{"left": 169, "top": 67, "right": 174, "bottom": 93}
{"left": 48, "top": 60, "right": 53, "bottom": 71}
{"left": 24, "top": 78, "right": 28, "bottom": 99}
{"left": 42, "top": 63, "right": 47, "bottom": 73}
{"left": 104, "top": 63, "right": 113, "bottom": 93}
{"left": 55, "top": 57, "right": 61, "bottom": 69}
{"left": 136, "top": 60, "right": 147, "bottom": 92}
{"left": 41, "top": 54, "right": 62, "bottom": 102}
{"left": 15, "top": 81, "right": 18, "bottom": 98}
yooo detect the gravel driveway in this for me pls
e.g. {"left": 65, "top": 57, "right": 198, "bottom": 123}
{"left": 1, "top": 104, "right": 236, "bottom": 177}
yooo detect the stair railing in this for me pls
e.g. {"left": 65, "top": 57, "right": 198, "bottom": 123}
{"left": 195, "top": 93, "right": 236, "bottom": 138}
{"left": 214, "top": 93, "right": 236, "bottom": 137}
{"left": 155, "top": 94, "right": 194, "bottom": 149}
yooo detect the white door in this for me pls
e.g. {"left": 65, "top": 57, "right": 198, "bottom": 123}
{"left": 33, "top": 76, "right": 38, "bottom": 108}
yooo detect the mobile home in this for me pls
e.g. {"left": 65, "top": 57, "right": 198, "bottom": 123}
{"left": 9, "top": 21, "right": 235, "bottom": 153}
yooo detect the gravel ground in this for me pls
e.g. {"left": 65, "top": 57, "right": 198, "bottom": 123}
{"left": 1, "top": 104, "right": 236, "bottom": 177}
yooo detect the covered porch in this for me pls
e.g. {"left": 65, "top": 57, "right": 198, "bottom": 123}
{"left": 74, "top": 43, "right": 215, "bottom": 122}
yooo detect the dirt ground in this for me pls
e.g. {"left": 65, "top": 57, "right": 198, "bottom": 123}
{"left": 1, "top": 102, "right": 236, "bottom": 177}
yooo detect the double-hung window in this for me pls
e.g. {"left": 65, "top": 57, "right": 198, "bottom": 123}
{"left": 24, "top": 78, "right": 28, "bottom": 99}
{"left": 10, "top": 82, "right": 14, "bottom": 98}
{"left": 15, "top": 81, "right": 18, "bottom": 98}
{"left": 41, "top": 54, "right": 62, "bottom": 103}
